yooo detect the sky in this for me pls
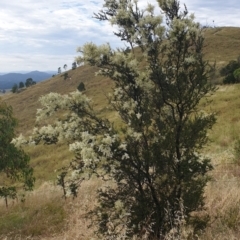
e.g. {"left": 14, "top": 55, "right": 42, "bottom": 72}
{"left": 0, "top": 0, "right": 239, "bottom": 73}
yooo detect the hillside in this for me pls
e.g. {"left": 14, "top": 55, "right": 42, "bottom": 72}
{"left": 1, "top": 27, "right": 240, "bottom": 239}
{"left": 2, "top": 27, "right": 240, "bottom": 132}
{"left": 203, "top": 27, "right": 240, "bottom": 63}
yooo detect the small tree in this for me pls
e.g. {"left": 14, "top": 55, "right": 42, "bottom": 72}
{"left": 220, "top": 59, "right": 240, "bottom": 84}
{"left": 25, "top": 78, "right": 36, "bottom": 87}
{"left": 0, "top": 100, "right": 34, "bottom": 207}
{"left": 58, "top": 67, "right": 62, "bottom": 74}
{"left": 77, "top": 82, "right": 85, "bottom": 92}
{"left": 63, "top": 64, "right": 68, "bottom": 71}
{"left": 19, "top": 81, "right": 25, "bottom": 89}
{"left": 12, "top": 84, "right": 18, "bottom": 93}
{"left": 72, "top": 62, "right": 77, "bottom": 70}
{"left": 63, "top": 72, "right": 69, "bottom": 80}
{"left": 17, "top": 0, "right": 215, "bottom": 238}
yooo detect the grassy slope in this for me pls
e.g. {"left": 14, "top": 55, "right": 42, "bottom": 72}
{"left": 1, "top": 27, "right": 240, "bottom": 239}
{"left": 203, "top": 27, "right": 240, "bottom": 63}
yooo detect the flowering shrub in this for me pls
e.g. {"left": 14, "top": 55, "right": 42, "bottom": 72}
{"left": 13, "top": 0, "right": 216, "bottom": 238}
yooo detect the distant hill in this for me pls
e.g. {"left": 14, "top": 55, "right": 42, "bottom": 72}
{"left": 0, "top": 71, "right": 52, "bottom": 89}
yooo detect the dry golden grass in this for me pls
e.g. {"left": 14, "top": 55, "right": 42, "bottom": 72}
{"left": 1, "top": 27, "right": 240, "bottom": 239}
{"left": 203, "top": 27, "right": 240, "bottom": 63}
{"left": 199, "top": 151, "right": 240, "bottom": 240}
{"left": 203, "top": 27, "right": 240, "bottom": 84}
{"left": 42, "top": 179, "right": 104, "bottom": 240}
{"left": 0, "top": 182, "right": 66, "bottom": 239}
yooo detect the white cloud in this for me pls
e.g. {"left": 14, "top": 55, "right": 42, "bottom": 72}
{"left": 0, "top": 0, "right": 239, "bottom": 72}
{"left": 182, "top": 0, "right": 240, "bottom": 27}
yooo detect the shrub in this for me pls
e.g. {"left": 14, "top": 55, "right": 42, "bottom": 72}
{"left": 17, "top": 0, "right": 216, "bottom": 238}
{"left": 221, "top": 59, "right": 240, "bottom": 84}
{"left": 11, "top": 84, "right": 18, "bottom": 93}
{"left": 233, "top": 68, "right": 240, "bottom": 82}
{"left": 77, "top": 82, "right": 85, "bottom": 92}
{"left": 223, "top": 74, "right": 237, "bottom": 84}
{"left": 72, "top": 62, "right": 77, "bottom": 70}
{"left": 25, "top": 78, "right": 36, "bottom": 87}
{"left": 63, "top": 72, "right": 69, "bottom": 80}
{"left": 19, "top": 82, "right": 24, "bottom": 89}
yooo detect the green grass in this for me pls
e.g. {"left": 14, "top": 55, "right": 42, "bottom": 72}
{"left": 200, "top": 85, "right": 240, "bottom": 151}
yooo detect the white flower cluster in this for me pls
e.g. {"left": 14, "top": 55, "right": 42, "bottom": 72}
{"left": 76, "top": 43, "right": 111, "bottom": 66}
{"left": 127, "top": 127, "right": 142, "bottom": 141}
{"left": 122, "top": 153, "right": 130, "bottom": 160}
{"left": 69, "top": 131, "right": 119, "bottom": 169}
{"left": 184, "top": 56, "right": 196, "bottom": 64}
{"left": 69, "top": 90, "right": 91, "bottom": 107}
{"left": 69, "top": 131, "right": 98, "bottom": 167}
{"left": 36, "top": 91, "right": 91, "bottom": 122}
{"left": 98, "top": 134, "right": 118, "bottom": 158}
{"left": 11, "top": 134, "right": 28, "bottom": 147}
{"left": 114, "top": 87, "right": 124, "bottom": 97}
{"left": 71, "top": 169, "right": 81, "bottom": 181}
{"left": 113, "top": 92, "right": 138, "bottom": 116}
{"left": 119, "top": 143, "right": 127, "bottom": 151}
{"left": 12, "top": 134, "right": 36, "bottom": 147}
{"left": 37, "top": 92, "right": 65, "bottom": 121}
{"left": 135, "top": 71, "right": 153, "bottom": 92}
{"left": 33, "top": 125, "right": 59, "bottom": 142}
{"left": 60, "top": 113, "right": 82, "bottom": 140}
{"left": 13, "top": 88, "right": 98, "bottom": 153}
{"left": 109, "top": 6, "right": 131, "bottom": 26}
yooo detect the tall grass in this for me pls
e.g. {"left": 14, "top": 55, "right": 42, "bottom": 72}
{"left": 0, "top": 182, "right": 66, "bottom": 239}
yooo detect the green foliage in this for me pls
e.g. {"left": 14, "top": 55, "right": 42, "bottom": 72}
{"left": 18, "top": 82, "right": 24, "bottom": 88}
{"left": 77, "top": 82, "right": 85, "bottom": 92}
{"left": 19, "top": 82, "right": 24, "bottom": 89}
{"left": 0, "top": 100, "right": 34, "bottom": 206}
{"left": 22, "top": 0, "right": 216, "bottom": 238}
{"left": 233, "top": 68, "right": 240, "bottom": 82}
{"left": 220, "top": 60, "right": 240, "bottom": 76}
{"left": 63, "top": 64, "right": 67, "bottom": 71}
{"left": 0, "top": 187, "right": 17, "bottom": 207}
{"left": 62, "top": 72, "right": 69, "bottom": 80}
{"left": 11, "top": 84, "right": 18, "bottom": 93}
{"left": 58, "top": 67, "right": 61, "bottom": 74}
{"left": 223, "top": 74, "right": 237, "bottom": 84}
{"left": 221, "top": 59, "right": 240, "bottom": 84}
{"left": 25, "top": 78, "right": 36, "bottom": 87}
